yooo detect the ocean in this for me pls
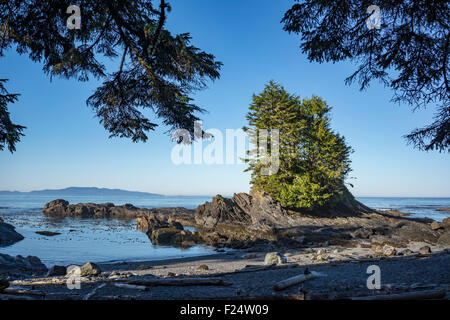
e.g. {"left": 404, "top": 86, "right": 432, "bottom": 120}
{"left": 0, "top": 194, "right": 449, "bottom": 266}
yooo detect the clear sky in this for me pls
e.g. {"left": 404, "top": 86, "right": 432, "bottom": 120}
{"left": 0, "top": 0, "right": 449, "bottom": 197}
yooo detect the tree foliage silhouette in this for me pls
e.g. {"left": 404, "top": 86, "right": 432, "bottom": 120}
{"left": 0, "top": 79, "right": 25, "bottom": 152}
{"left": 282, "top": 0, "right": 449, "bottom": 152}
{"left": 0, "top": 0, "right": 222, "bottom": 151}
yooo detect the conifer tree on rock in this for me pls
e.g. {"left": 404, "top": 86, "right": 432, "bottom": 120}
{"left": 244, "top": 81, "right": 359, "bottom": 213}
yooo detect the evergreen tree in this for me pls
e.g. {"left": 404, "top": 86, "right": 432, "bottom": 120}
{"left": 244, "top": 81, "right": 353, "bottom": 210}
{"left": 0, "top": 1, "right": 222, "bottom": 151}
{"left": 282, "top": 0, "right": 449, "bottom": 152}
{"left": 0, "top": 79, "right": 25, "bottom": 152}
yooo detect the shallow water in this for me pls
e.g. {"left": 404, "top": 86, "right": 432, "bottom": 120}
{"left": 0, "top": 195, "right": 214, "bottom": 266}
{"left": 0, "top": 195, "right": 449, "bottom": 266}
{"left": 357, "top": 197, "right": 450, "bottom": 221}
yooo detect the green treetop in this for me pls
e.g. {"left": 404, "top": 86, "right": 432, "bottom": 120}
{"left": 244, "top": 81, "right": 353, "bottom": 211}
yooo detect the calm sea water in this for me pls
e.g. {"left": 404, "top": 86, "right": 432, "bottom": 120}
{"left": 0, "top": 194, "right": 449, "bottom": 266}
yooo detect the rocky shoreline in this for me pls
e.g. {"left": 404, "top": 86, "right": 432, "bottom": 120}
{"left": 41, "top": 192, "right": 450, "bottom": 252}
{"left": 1, "top": 193, "right": 449, "bottom": 300}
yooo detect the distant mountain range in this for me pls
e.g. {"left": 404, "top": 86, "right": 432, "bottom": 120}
{"left": 0, "top": 187, "right": 163, "bottom": 197}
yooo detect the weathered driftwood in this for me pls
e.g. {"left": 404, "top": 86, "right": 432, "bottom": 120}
{"left": 113, "top": 283, "right": 148, "bottom": 291}
{"left": 273, "top": 271, "right": 324, "bottom": 291}
{"left": 83, "top": 283, "right": 107, "bottom": 300}
{"left": 351, "top": 289, "right": 447, "bottom": 300}
{"left": 119, "top": 277, "right": 231, "bottom": 287}
{"left": 11, "top": 277, "right": 93, "bottom": 286}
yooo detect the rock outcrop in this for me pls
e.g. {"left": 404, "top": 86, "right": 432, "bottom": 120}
{"left": 0, "top": 220, "right": 24, "bottom": 246}
{"left": 43, "top": 199, "right": 194, "bottom": 222}
{"left": 194, "top": 190, "right": 372, "bottom": 232}
{"left": 0, "top": 253, "right": 47, "bottom": 273}
{"left": 43, "top": 199, "right": 142, "bottom": 218}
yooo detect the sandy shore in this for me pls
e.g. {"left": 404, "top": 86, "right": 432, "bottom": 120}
{"left": 5, "top": 241, "right": 450, "bottom": 300}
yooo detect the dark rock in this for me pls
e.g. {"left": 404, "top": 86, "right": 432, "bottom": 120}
{"left": 437, "top": 232, "right": 450, "bottom": 247}
{"left": 35, "top": 231, "right": 61, "bottom": 236}
{"left": 80, "top": 262, "right": 101, "bottom": 277}
{"left": 136, "top": 213, "right": 167, "bottom": 231}
{"left": 194, "top": 194, "right": 251, "bottom": 230}
{"left": 43, "top": 199, "right": 140, "bottom": 219}
{"left": 148, "top": 227, "right": 183, "bottom": 247}
{"left": 436, "top": 208, "right": 450, "bottom": 212}
{"left": 0, "top": 253, "right": 47, "bottom": 273}
{"left": 197, "top": 264, "right": 209, "bottom": 271}
{"left": 0, "top": 279, "right": 9, "bottom": 292}
{"left": 0, "top": 221, "right": 24, "bottom": 246}
{"left": 419, "top": 246, "right": 432, "bottom": 255}
{"left": 168, "top": 219, "right": 184, "bottom": 230}
{"left": 393, "top": 223, "right": 438, "bottom": 244}
{"left": 46, "top": 265, "right": 67, "bottom": 277}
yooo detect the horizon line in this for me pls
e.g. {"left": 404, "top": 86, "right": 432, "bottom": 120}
{"left": 0, "top": 186, "right": 449, "bottom": 198}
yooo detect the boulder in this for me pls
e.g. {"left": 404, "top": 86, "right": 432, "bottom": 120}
{"left": 43, "top": 199, "right": 69, "bottom": 215}
{"left": 264, "top": 252, "right": 287, "bottom": 265}
{"left": 430, "top": 222, "right": 441, "bottom": 230}
{"left": 46, "top": 265, "right": 67, "bottom": 277}
{"left": 382, "top": 245, "right": 397, "bottom": 256}
{"left": 441, "top": 218, "right": 450, "bottom": 230}
{"left": 437, "top": 232, "right": 450, "bottom": 247}
{"left": 350, "top": 228, "right": 373, "bottom": 239}
{"left": 0, "top": 221, "right": 24, "bottom": 246}
{"left": 136, "top": 213, "right": 167, "bottom": 231}
{"left": 419, "top": 246, "right": 432, "bottom": 255}
{"left": 197, "top": 264, "right": 209, "bottom": 271}
{"left": 148, "top": 228, "right": 183, "bottom": 247}
{"left": 80, "top": 262, "right": 101, "bottom": 277}
{"left": 370, "top": 235, "right": 406, "bottom": 248}
{"left": 194, "top": 195, "right": 251, "bottom": 230}
{"left": 0, "top": 253, "right": 47, "bottom": 273}
{"left": 35, "top": 231, "right": 61, "bottom": 236}
{"left": 400, "top": 249, "right": 413, "bottom": 256}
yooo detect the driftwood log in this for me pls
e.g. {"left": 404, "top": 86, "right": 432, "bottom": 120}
{"left": 113, "top": 283, "right": 149, "bottom": 291}
{"left": 273, "top": 271, "right": 323, "bottom": 291}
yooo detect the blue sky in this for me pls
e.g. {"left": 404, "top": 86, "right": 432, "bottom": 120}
{"left": 0, "top": 0, "right": 449, "bottom": 197}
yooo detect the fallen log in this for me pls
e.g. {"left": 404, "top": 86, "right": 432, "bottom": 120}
{"left": 11, "top": 277, "right": 94, "bottom": 286}
{"left": 83, "top": 283, "right": 107, "bottom": 300}
{"left": 351, "top": 289, "right": 447, "bottom": 300}
{"left": 273, "top": 271, "right": 325, "bottom": 291}
{"left": 119, "top": 277, "right": 231, "bottom": 287}
{"left": 113, "top": 283, "right": 148, "bottom": 291}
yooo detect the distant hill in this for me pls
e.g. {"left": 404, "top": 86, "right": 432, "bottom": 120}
{"left": 0, "top": 187, "right": 163, "bottom": 197}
